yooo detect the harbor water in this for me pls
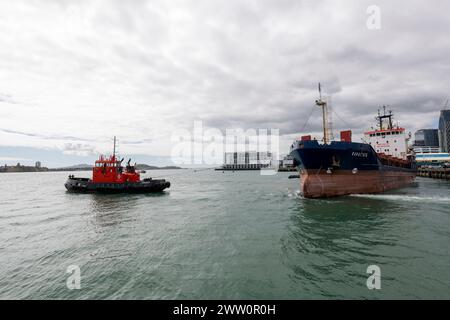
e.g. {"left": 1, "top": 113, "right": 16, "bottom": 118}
{"left": 0, "top": 170, "right": 449, "bottom": 299}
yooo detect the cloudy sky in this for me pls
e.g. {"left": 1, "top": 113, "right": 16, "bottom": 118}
{"left": 1, "top": 0, "right": 449, "bottom": 167}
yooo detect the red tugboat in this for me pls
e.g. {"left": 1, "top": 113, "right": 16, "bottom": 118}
{"left": 65, "top": 137, "right": 170, "bottom": 193}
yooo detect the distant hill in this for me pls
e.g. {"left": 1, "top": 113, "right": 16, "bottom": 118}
{"left": 135, "top": 164, "right": 183, "bottom": 170}
{"left": 49, "top": 164, "right": 92, "bottom": 171}
{"left": 0, "top": 163, "right": 183, "bottom": 173}
{"left": 63, "top": 164, "right": 92, "bottom": 169}
{"left": 48, "top": 163, "right": 182, "bottom": 172}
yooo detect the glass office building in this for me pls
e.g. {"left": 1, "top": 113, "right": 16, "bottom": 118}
{"left": 438, "top": 110, "right": 450, "bottom": 152}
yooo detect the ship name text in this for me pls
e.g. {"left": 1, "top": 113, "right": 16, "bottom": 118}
{"left": 352, "top": 152, "right": 368, "bottom": 157}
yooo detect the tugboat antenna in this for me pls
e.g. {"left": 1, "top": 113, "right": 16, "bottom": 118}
{"left": 113, "top": 136, "right": 116, "bottom": 159}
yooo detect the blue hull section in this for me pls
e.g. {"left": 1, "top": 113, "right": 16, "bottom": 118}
{"left": 289, "top": 140, "right": 417, "bottom": 198}
{"left": 290, "top": 140, "right": 416, "bottom": 173}
{"left": 290, "top": 140, "right": 380, "bottom": 171}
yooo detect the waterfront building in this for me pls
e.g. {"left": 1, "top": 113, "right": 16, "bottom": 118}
{"left": 415, "top": 152, "right": 450, "bottom": 166}
{"left": 221, "top": 151, "right": 273, "bottom": 170}
{"left": 413, "top": 146, "right": 440, "bottom": 154}
{"left": 279, "top": 154, "right": 294, "bottom": 168}
{"left": 413, "top": 129, "right": 449, "bottom": 166}
{"left": 414, "top": 129, "right": 439, "bottom": 148}
{"left": 438, "top": 110, "right": 450, "bottom": 152}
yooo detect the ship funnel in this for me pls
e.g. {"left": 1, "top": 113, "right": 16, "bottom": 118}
{"left": 340, "top": 130, "right": 352, "bottom": 142}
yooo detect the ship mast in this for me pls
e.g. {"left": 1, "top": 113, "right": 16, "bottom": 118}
{"left": 377, "top": 106, "right": 394, "bottom": 130}
{"left": 315, "top": 83, "right": 329, "bottom": 144}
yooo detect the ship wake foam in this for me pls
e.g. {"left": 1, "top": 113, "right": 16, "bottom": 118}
{"left": 350, "top": 194, "right": 450, "bottom": 203}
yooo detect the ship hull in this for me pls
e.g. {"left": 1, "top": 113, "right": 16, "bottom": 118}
{"left": 290, "top": 140, "right": 416, "bottom": 198}
{"left": 64, "top": 177, "right": 170, "bottom": 193}
{"left": 299, "top": 168, "right": 415, "bottom": 198}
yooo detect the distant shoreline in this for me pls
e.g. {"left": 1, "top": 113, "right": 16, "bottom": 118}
{"left": 0, "top": 164, "right": 184, "bottom": 173}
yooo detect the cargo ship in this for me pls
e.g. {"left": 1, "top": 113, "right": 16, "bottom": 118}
{"left": 290, "top": 85, "right": 416, "bottom": 198}
{"left": 65, "top": 137, "right": 170, "bottom": 193}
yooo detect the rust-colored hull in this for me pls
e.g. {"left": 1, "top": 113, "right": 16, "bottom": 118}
{"left": 300, "top": 169, "right": 416, "bottom": 198}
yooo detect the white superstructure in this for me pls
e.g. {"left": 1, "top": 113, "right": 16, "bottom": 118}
{"left": 363, "top": 108, "right": 410, "bottom": 160}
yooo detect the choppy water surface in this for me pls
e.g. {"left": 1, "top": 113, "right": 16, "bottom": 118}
{"left": 0, "top": 170, "right": 449, "bottom": 299}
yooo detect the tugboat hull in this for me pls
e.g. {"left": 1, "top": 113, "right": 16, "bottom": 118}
{"left": 65, "top": 177, "right": 170, "bottom": 193}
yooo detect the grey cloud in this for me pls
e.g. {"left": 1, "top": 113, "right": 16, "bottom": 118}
{"left": 0, "top": 128, "right": 154, "bottom": 146}
{"left": 0, "top": 128, "right": 95, "bottom": 142}
{"left": 0, "top": 93, "right": 16, "bottom": 104}
{"left": 63, "top": 142, "right": 97, "bottom": 156}
{"left": 1, "top": 0, "right": 450, "bottom": 155}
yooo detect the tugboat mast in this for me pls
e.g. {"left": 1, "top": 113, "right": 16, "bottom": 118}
{"left": 315, "top": 83, "right": 329, "bottom": 144}
{"left": 113, "top": 136, "right": 116, "bottom": 159}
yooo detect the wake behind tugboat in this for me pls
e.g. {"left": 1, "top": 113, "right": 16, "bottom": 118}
{"left": 65, "top": 137, "right": 170, "bottom": 194}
